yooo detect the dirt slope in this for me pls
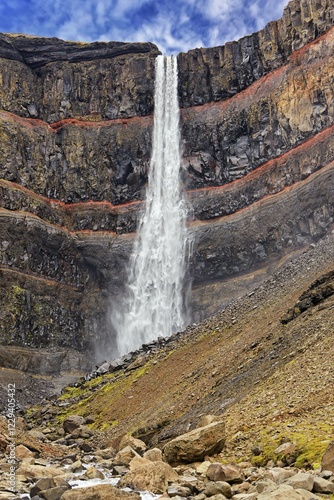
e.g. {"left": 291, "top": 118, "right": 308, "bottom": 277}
{"left": 30, "top": 230, "right": 334, "bottom": 468}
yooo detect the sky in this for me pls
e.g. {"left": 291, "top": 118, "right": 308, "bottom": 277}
{"left": 0, "top": 0, "right": 289, "bottom": 55}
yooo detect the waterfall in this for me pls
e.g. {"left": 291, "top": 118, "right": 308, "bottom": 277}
{"left": 113, "top": 54, "right": 189, "bottom": 356}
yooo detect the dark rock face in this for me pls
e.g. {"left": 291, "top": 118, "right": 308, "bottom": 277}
{"left": 1, "top": 0, "right": 334, "bottom": 358}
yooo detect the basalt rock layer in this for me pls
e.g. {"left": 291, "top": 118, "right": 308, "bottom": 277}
{"left": 1, "top": 0, "right": 334, "bottom": 359}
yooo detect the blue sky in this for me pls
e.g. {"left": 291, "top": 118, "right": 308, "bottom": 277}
{"left": 0, "top": 0, "right": 289, "bottom": 54}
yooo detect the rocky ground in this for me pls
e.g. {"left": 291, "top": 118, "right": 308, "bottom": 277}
{"left": 1, "top": 231, "right": 334, "bottom": 498}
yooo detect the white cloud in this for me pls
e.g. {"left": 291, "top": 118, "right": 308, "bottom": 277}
{"left": 0, "top": 0, "right": 290, "bottom": 53}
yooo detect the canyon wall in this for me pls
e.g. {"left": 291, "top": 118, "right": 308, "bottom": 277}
{"left": 1, "top": 0, "right": 334, "bottom": 358}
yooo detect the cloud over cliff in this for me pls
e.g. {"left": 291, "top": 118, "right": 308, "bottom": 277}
{"left": 0, "top": 0, "right": 288, "bottom": 53}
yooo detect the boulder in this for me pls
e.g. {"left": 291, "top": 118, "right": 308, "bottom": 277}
{"left": 16, "top": 463, "right": 63, "bottom": 479}
{"left": 204, "top": 480, "right": 232, "bottom": 498}
{"left": 257, "top": 484, "right": 305, "bottom": 499}
{"left": 60, "top": 484, "right": 140, "bottom": 499}
{"left": 321, "top": 440, "right": 334, "bottom": 473}
{"left": 163, "top": 420, "right": 225, "bottom": 465}
{"left": 143, "top": 447, "right": 163, "bottom": 462}
{"left": 129, "top": 456, "right": 152, "bottom": 470}
{"left": 207, "top": 463, "right": 244, "bottom": 483}
{"left": 15, "top": 444, "right": 35, "bottom": 459}
{"left": 63, "top": 415, "right": 85, "bottom": 434}
{"left": 285, "top": 472, "right": 314, "bottom": 491}
{"left": 118, "top": 434, "right": 147, "bottom": 454}
{"left": 114, "top": 445, "right": 141, "bottom": 466}
{"left": 85, "top": 466, "right": 105, "bottom": 480}
{"left": 295, "top": 489, "right": 325, "bottom": 499}
{"left": 312, "top": 476, "right": 334, "bottom": 493}
{"left": 118, "top": 461, "right": 179, "bottom": 494}
{"left": 265, "top": 467, "right": 296, "bottom": 484}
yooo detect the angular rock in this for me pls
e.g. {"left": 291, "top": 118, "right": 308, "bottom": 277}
{"left": 204, "top": 480, "right": 232, "bottom": 498}
{"left": 232, "top": 494, "right": 257, "bottom": 500}
{"left": 285, "top": 472, "right": 314, "bottom": 491}
{"left": 15, "top": 444, "right": 35, "bottom": 459}
{"left": 265, "top": 467, "right": 296, "bottom": 484}
{"left": 295, "top": 489, "right": 324, "bottom": 499}
{"left": 143, "top": 447, "right": 163, "bottom": 462}
{"left": 312, "top": 476, "right": 334, "bottom": 493}
{"left": 129, "top": 456, "right": 152, "bottom": 470}
{"left": 16, "top": 463, "right": 63, "bottom": 479}
{"left": 118, "top": 461, "right": 179, "bottom": 494}
{"left": 274, "top": 442, "right": 296, "bottom": 457}
{"left": 38, "top": 486, "right": 70, "bottom": 500}
{"left": 257, "top": 484, "right": 304, "bottom": 499}
{"left": 118, "top": 434, "right": 147, "bottom": 454}
{"left": 207, "top": 463, "right": 244, "bottom": 484}
{"left": 60, "top": 484, "right": 141, "bottom": 499}
{"left": 63, "top": 415, "right": 85, "bottom": 434}
{"left": 321, "top": 440, "right": 334, "bottom": 473}
{"left": 85, "top": 466, "right": 105, "bottom": 480}
{"left": 163, "top": 420, "right": 225, "bottom": 465}
{"left": 114, "top": 446, "right": 141, "bottom": 466}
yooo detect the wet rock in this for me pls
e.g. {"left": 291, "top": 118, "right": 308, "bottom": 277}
{"left": 84, "top": 466, "right": 105, "bottom": 480}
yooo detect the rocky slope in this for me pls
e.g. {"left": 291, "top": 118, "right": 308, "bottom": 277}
{"left": 1, "top": 0, "right": 334, "bottom": 362}
{"left": 0, "top": 226, "right": 333, "bottom": 499}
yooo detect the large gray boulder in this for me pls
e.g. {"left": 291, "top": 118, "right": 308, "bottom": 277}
{"left": 163, "top": 419, "right": 225, "bottom": 465}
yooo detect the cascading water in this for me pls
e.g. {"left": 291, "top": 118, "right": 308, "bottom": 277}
{"left": 113, "top": 54, "right": 190, "bottom": 356}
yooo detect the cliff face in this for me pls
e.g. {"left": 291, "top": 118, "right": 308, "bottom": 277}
{"left": 1, "top": 0, "right": 334, "bottom": 358}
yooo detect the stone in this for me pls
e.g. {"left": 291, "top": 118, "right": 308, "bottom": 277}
{"left": 129, "top": 456, "right": 152, "bottom": 470}
{"left": 118, "top": 461, "right": 179, "bottom": 494}
{"left": 60, "top": 483, "right": 141, "bottom": 499}
{"left": 232, "top": 495, "right": 257, "bottom": 500}
{"left": 114, "top": 446, "right": 141, "bottom": 466}
{"left": 257, "top": 484, "right": 305, "bottom": 499}
{"left": 207, "top": 463, "right": 244, "bottom": 483}
{"left": 38, "top": 486, "right": 70, "bottom": 500}
{"left": 15, "top": 444, "right": 35, "bottom": 459}
{"left": 312, "top": 476, "right": 334, "bottom": 493}
{"left": 196, "top": 460, "right": 212, "bottom": 475}
{"left": 204, "top": 480, "right": 232, "bottom": 498}
{"left": 256, "top": 479, "right": 277, "bottom": 494}
{"left": 143, "top": 448, "right": 163, "bottom": 462}
{"left": 295, "top": 489, "right": 324, "bottom": 499}
{"left": 16, "top": 463, "right": 64, "bottom": 479}
{"left": 274, "top": 442, "right": 296, "bottom": 457}
{"left": 118, "top": 434, "right": 147, "bottom": 454}
{"left": 63, "top": 415, "right": 85, "bottom": 434}
{"left": 95, "top": 446, "right": 116, "bottom": 459}
{"left": 285, "top": 472, "right": 314, "bottom": 491}
{"left": 163, "top": 420, "right": 225, "bottom": 465}
{"left": 85, "top": 466, "right": 105, "bottom": 480}
{"left": 321, "top": 440, "right": 334, "bottom": 472}
{"left": 70, "top": 460, "right": 84, "bottom": 473}
{"left": 27, "top": 430, "right": 46, "bottom": 441}
{"left": 265, "top": 467, "right": 296, "bottom": 484}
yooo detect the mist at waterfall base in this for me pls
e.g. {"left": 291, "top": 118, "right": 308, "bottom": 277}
{"left": 111, "top": 55, "right": 191, "bottom": 357}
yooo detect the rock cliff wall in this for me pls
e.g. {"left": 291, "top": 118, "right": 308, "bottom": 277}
{"left": 1, "top": 0, "right": 334, "bottom": 358}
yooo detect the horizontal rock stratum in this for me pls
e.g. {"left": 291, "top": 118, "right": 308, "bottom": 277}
{"left": 1, "top": 0, "right": 334, "bottom": 359}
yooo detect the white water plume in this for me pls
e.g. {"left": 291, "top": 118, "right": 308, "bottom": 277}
{"left": 113, "top": 54, "right": 190, "bottom": 356}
